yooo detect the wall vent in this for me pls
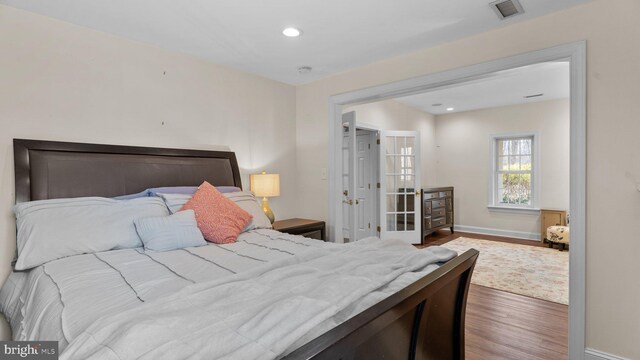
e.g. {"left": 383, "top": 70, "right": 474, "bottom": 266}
{"left": 490, "top": 0, "right": 525, "bottom": 19}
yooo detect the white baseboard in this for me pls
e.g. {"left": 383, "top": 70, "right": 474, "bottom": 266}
{"left": 453, "top": 225, "right": 540, "bottom": 241}
{"left": 585, "top": 348, "right": 630, "bottom": 360}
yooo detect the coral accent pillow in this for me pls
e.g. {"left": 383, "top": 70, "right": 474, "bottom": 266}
{"left": 179, "top": 182, "right": 253, "bottom": 244}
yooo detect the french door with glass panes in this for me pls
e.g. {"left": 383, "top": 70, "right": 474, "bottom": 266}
{"left": 379, "top": 131, "right": 421, "bottom": 244}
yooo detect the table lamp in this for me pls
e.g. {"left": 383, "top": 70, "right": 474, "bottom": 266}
{"left": 250, "top": 171, "right": 280, "bottom": 223}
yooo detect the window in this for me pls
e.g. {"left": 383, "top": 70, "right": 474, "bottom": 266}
{"left": 492, "top": 135, "right": 536, "bottom": 209}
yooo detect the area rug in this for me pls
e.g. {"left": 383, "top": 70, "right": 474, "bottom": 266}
{"left": 441, "top": 237, "right": 568, "bottom": 304}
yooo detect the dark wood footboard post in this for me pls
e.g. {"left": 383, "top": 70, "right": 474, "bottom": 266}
{"left": 284, "top": 249, "right": 479, "bottom": 360}
{"left": 409, "top": 301, "right": 427, "bottom": 360}
{"left": 413, "top": 253, "right": 474, "bottom": 360}
{"left": 453, "top": 262, "right": 474, "bottom": 359}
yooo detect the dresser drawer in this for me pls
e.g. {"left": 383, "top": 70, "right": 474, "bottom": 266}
{"left": 446, "top": 198, "right": 452, "bottom": 209}
{"left": 424, "top": 217, "right": 432, "bottom": 229}
{"left": 423, "top": 200, "right": 432, "bottom": 215}
{"left": 423, "top": 192, "right": 439, "bottom": 200}
{"left": 431, "top": 199, "right": 446, "bottom": 208}
{"left": 432, "top": 207, "right": 446, "bottom": 218}
{"left": 432, "top": 217, "right": 446, "bottom": 228}
{"left": 439, "top": 191, "right": 452, "bottom": 198}
{"left": 446, "top": 211, "right": 453, "bottom": 224}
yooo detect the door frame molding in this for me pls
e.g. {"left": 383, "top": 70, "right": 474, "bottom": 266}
{"left": 327, "top": 41, "right": 586, "bottom": 358}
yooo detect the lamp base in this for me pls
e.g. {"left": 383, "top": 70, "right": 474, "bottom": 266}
{"left": 261, "top": 197, "right": 275, "bottom": 224}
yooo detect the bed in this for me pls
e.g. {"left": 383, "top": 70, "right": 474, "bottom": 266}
{"left": 1, "top": 139, "right": 478, "bottom": 360}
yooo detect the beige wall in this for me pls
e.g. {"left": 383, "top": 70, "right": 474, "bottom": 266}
{"left": 296, "top": 0, "right": 640, "bottom": 357}
{"left": 344, "top": 99, "right": 437, "bottom": 185}
{"left": 344, "top": 99, "right": 570, "bottom": 238}
{"left": 0, "top": 4, "right": 297, "bottom": 340}
{"left": 435, "top": 99, "right": 570, "bottom": 238}
{"left": 2, "top": 0, "right": 640, "bottom": 357}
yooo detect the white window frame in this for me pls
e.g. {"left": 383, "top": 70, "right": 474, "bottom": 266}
{"left": 488, "top": 132, "right": 540, "bottom": 212}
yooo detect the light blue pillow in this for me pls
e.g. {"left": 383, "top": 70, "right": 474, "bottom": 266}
{"left": 134, "top": 210, "right": 206, "bottom": 252}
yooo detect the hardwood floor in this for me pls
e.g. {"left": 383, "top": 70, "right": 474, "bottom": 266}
{"left": 421, "top": 230, "right": 568, "bottom": 360}
{"left": 466, "top": 285, "right": 568, "bottom": 360}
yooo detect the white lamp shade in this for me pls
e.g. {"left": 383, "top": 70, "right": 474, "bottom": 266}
{"left": 250, "top": 172, "right": 280, "bottom": 197}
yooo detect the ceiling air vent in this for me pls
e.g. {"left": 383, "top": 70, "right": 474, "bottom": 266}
{"left": 490, "top": 0, "right": 525, "bottom": 20}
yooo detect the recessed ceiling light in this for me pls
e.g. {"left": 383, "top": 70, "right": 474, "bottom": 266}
{"left": 446, "top": 107, "right": 455, "bottom": 111}
{"left": 282, "top": 27, "right": 302, "bottom": 37}
{"left": 298, "top": 66, "right": 312, "bottom": 74}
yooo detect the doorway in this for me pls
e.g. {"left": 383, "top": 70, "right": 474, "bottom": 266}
{"left": 354, "top": 129, "right": 378, "bottom": 241}
{"left": 327, "top": 42, "right": 586, "bottom": 358}
{"left": 341, "top": 111, "right": 422, "bottom": 244}
{"left": 341, "top": 119, "right": 379, "bottom": 242}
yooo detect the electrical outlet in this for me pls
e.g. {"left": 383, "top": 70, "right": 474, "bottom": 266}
{"left": 321, "top": 168, "right": 327, "bottom": 180}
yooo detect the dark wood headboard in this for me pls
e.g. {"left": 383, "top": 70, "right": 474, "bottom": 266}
{"left": 13, "top": 139, "right": 242, "bottom": 203}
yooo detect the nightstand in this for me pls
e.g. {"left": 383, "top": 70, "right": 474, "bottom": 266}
{"left": 272, "top": 218, "right": 326, "bottom": 241}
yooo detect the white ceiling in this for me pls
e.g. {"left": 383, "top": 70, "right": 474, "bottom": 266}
{"left": 1, "top": 0, "right": 592, "bottom": 85}
{"left": 395, "top": 61, "right": 570, "bottom": 115}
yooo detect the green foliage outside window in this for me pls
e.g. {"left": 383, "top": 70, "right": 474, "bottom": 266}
{"left": 500, "top": 163, "right": 532, "bottom": 205}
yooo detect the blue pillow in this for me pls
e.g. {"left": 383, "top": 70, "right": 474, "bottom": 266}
{"left": 214, "top": 186, "right": 242, "bottom": 193}
{"left": 115, "top": 186, "right": 241, "bottom": 200}
{"left": 134, "top": 210, "right": 206, "bottom": 252}
{"left": 146, "top": 186, "right": 198, "bottom": 197}
{"left": 113, "top": 190, "right": 149, "bottom": 200}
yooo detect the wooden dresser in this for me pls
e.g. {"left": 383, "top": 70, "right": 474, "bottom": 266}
{"left": 421, "top": 186, "right": 454, "bottom": 243}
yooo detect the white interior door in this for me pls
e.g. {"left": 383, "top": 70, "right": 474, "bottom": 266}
{"left": 355, "top": 131, "right": 377, "bottom": 240}
{"left": 341, "top": 111, "right": 357, "bottom": 242}
{"left": 379, "top": 131, "right": 421, "bottom": 244}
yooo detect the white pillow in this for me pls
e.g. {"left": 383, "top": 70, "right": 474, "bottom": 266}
{"left": 158, "top": 191, "right": 272, "bottom": 231}
{"left": 157, "top": 193, "right": 192, "bottom": 214}
{"left": 13, "top": 197, "right": 169, "bottom": 270}
{"left": 224, "top": 192, "right": 273, "bottom": 230}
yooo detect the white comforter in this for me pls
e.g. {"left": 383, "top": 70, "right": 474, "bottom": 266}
{"left": 1, "top": 230, "right": 456, "bottom": 360}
